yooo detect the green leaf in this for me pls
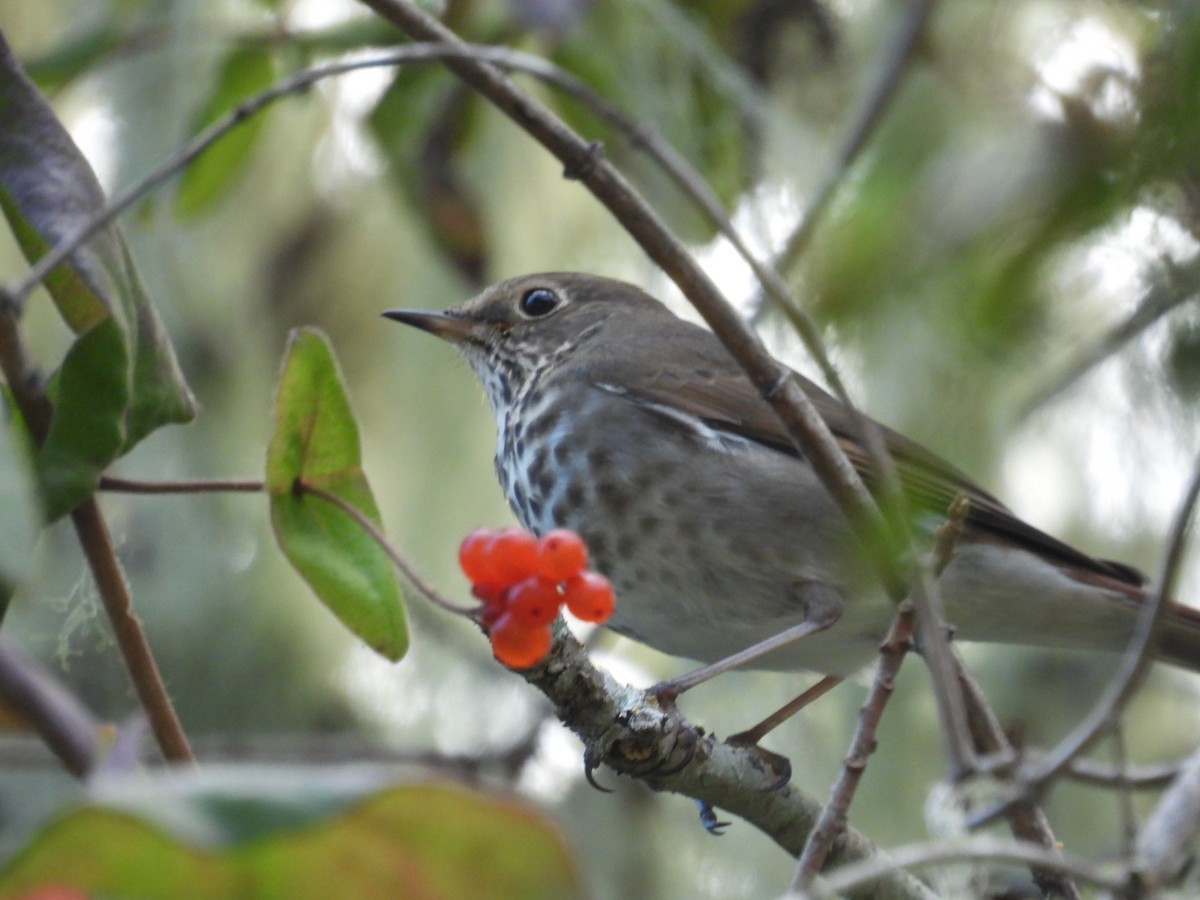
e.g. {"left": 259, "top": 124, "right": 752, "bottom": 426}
{"left": 266, "top": 328, "right": 408, "bottom": 661}
{"left": 0, "top": 772, "right": 583, "bottom": 900}
{"left": 0, "top": 396, "right": 39, "bottom": 618}
{"left": 175, "top": 46, "right": 277, "bottom": 217}
{"left": 0, "top": 31, "right": 197, "bottom": 519}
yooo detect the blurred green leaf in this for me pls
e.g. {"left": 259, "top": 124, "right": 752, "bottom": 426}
{"left": 176, "top": 45, "right": 277, "bottom": 217}
{"left": 266, "top": 328, "right": 408, "bottom": 661}
{"left": 21, "top": 25, "right": 126, "bottom": 92}
{"left": 0, "top": 773, "right": 583, "bottom": 899}
{"left": 0, "top": 32, "right": 197, "bottom": 519}
{"left": 0, "top": 397, "right": 39, "bottom": 618}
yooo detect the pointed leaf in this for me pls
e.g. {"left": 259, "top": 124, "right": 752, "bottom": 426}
{"left": 266, "top": 328, "right": 408, "bottom": 660}
{"left": 0, "top": 32, "right": 196, "bottom": 518}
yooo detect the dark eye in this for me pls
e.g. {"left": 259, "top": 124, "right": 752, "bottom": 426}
{"left": 519, "top": 288, "right": 559, "bottom": 317}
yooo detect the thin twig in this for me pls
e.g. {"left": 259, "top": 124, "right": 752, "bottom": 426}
{"left": 0, "top": 637, "right": 99, "bottom": 779}
{"left": 1016, "top": 256, "right": 1200, "bottom": 420}
{"left": 790, "top": 496, "right": 975, "bottom": 890}
{"left": 971, "top": 451, "right": 1200, "bottom": 828}
{"left": 907, "top": 492, "right": 975, "bottom": 776}
{"left": 1136, "top": 739, "right": 1200, "bottom": 887}
{"left": 99, "top": 475, "right": 263, "bottom": 493}
{"left": 955, "top": 657, "right": 1081, "bottom": 900}
{"left": 70, "top": 497, "right": 193, "bottom": 762}
{"left": 1061, "top": 756, "right": 1180, "bottom": 790}
{"left": 296, "top": 481, "right": 476, "bottom": 616}
{"left": 789, "top": 836, "right": 1127, "bottom": 899}
{"left": 765, "top": 0, "right": 939, "bottom": 296}
{"left": 790, "top": 603, "right": 917, "bottom": 890}
{"left": 1111, "top": 724, "right": 1138, "bottom": 866}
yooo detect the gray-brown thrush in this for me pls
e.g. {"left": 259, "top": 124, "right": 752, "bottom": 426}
{"left": 385, "top": 272, "right": 1200, "bottom": 678}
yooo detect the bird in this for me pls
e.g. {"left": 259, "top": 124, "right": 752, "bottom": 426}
{"left": 384, "top": 271, "right": 1200, "bottom": 682}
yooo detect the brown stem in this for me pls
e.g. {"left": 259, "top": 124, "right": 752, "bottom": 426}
{"left": 790, "top": 604, "right": 916, "bottom": 889}
{"left": 70, "top": 497, "right": 193, "bottom": 762}
{"left": 0, "top": 637, "right": 99, "bottom": 779}
{"left": 956, "top": 662, "right": 1081, "bottom": 899}
{"left": 99, "top": 475, "right": 263, "bottom": 494}
{"left": 296, "top": 481, "right": 476, "bottom": 616}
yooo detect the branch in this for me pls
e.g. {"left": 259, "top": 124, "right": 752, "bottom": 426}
{"left": 766, "top": 0, "right": 938, "bottom": 290}
{"left": 0, "top": 636, "right": 99, "bottom": 778}
{"left": 99, "top": 475, "right": 263, "bottom": 493}
{"left": 790, "top": 604, "right": 916, "bottom": 890}
{"left": 518, "top": 625, "right": 935, "bottom": 900}
{"left": 1136, "top": 740, "right": 1200, "bottom": 887}
{"left": 791, "top": 837, "right": 1126, "bottom": 899}
{"left": 1017, "top": 255, "right": 1200, "bottom": 419}
{"left": 70, "top": 498, "right": 193, "bottom": 762}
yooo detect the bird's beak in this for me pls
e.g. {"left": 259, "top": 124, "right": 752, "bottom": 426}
{"left": 382, "top": 309, "right": 476, "bottom": 343}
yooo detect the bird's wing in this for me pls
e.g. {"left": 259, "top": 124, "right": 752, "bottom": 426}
{"left": 578, "top": 334, "right": 1145, "bottom": 587}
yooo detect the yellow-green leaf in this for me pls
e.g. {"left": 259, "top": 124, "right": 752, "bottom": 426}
{"left": 266, "top": 328, "right": 408, "bottom": 660}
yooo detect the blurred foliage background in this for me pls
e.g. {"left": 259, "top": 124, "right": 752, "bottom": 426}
{"left": 3, "top": 0, "right": 1200, "bottom": 896}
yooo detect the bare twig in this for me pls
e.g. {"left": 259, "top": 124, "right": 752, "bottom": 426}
{"left": 906, "top": 493, "right": 975, "bottom": 776}
{"left": 956, "top": 658, "right": 1081, "bottom": 900}
{"left": 790, "top": 836, "right": 1126, "bottom": 899}
{"left": 765, "top": 0, "right": 939, "bottom": 294}
{"left": 296, "top": 481, "right": 476, "bottom": 616}
{"left": 1136, "top": 740, "right": 1200, "bottom": 887}
{"left": 791, "top": 498, "right": 974, "bottom": 891}
{"left": 99, "top": 475, "right": 263, "bottom": 493}
{"left": 790, "top": 603, "right": 917, "bottom": 890}
{"left": 70, "top": 498, "right": 193, "bottom": 762}
{"left": 972, "top": 451, "right": 1200, "bottom": 828}
{"left": 1111, "top": 724, "right": 1138, "bottom": 865}
{"left": 1017, "top": 256, "right": 1200, "bottom": 419}
{"left": 0, "top": 637, "right": 99, "bottom": 778}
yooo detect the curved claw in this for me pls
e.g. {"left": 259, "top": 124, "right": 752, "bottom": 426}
{"left": 583, "top": 749, "right": 615, "bottom": 793}
{"left": 696, "top": 800, "right": 731, "bottom": 836}
{"left": 652, "top": 725, "right": 698, "bottom": 777}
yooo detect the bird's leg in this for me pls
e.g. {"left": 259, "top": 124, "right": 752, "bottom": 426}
{"left": 727, "top": 675, "right": 843, "bottom": 746}
{"left": 647, "top": 597, "right": 842, "bottom": 787}
{"left": 724, "top": 675, "right": 844, "bottom": 789}
{"left": 649, "top": 613, "right": 839, "bottom": 707}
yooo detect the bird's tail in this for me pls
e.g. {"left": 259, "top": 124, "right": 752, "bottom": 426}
{"left": 1158, "top": 603, "right": 1200, "bottom": 672}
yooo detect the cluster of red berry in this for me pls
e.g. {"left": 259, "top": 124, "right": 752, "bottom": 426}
{"left": 459, "top": 527, "right": 615, "bottom": 668}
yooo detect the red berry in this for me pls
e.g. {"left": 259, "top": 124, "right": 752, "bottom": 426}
{"left": 489, "top": 614, "right": 552, "bottom": 668}
{"left": 562, "top": 572, "right": 615, "bottom": 623}
{"left": 459, "top": 527, "right": 500, "bottom": 584}
{"left": 488, "top": 527, "right": 539, "bottom": 584}
{"left": 472, "top": 582, "right": 509, "bottom": 628}
{"left": 506, "top": 576, "right": 562, "bottom": 628}
{"left": 536, "top": 529, "right": 588, "bottom": 581}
